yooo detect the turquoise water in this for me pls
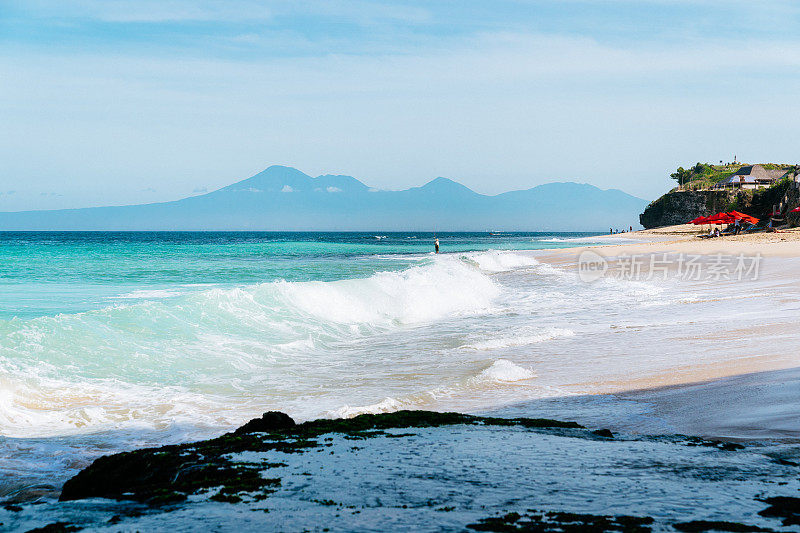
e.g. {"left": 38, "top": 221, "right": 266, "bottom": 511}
{"left": 4, "top": 230, "right": 799, "bottom": 514}
{"left": 0, "top": 232, "right": 599, "bottom": 319}
{"left": 5, "top": 230, "right": 629, "bottom": 499}
{"left": 4, "top": 230, "right": 794, "bottom": 504}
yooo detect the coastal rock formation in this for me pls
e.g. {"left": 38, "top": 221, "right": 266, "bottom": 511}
{"left": 639, "top": 190, "right": 735, "bottom": 229}
{"left": 59, "top": 411, "right": 582, "bottom": 504}
{"left": 4, "top": 409, "right": 798, "bottom": 532}
{"left": 640, "top": 179, "right": 794, "bottom": 229}
{"left": 234, "top": 411, "right": 296, "bottom": 435}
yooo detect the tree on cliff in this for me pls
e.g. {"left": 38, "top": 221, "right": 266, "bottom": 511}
{"left": 671, "top": 163, "right": 709, "bottom": 188}
{"left": 670, "top": 167, "right": 692, "bottom": 187}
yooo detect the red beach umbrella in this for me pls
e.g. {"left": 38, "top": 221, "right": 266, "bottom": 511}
{"left": 727, "top": 211, "right": 759, "bottom": 224}
{"left": 689, "top": 216, "right": 709, "bottom": 224}
{"left": 706, "top": 213, "right": 734, "bottom": 225}
{"left": 791, "top": 207, "right": 800, "bottom": 213}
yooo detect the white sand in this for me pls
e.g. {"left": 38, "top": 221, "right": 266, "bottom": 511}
{"left": 518, "top": 226, "right": 800, "bottom": 439}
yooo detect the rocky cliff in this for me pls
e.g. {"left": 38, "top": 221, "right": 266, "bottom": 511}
{"left": 639, "top": 180, "right": 793, "bottom": 229}
{"left": 639, "top": 190, "right": 736, "bottom": 228}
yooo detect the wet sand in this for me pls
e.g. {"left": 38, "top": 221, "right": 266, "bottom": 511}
{"left": 495, "top": 366, "right": 800, "bottom": 440}
{"left": 523, "top": 225, "right": 800, "bottom": 441}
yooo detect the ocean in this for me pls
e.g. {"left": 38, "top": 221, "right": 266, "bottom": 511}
{"left": 2, "top": 230, "right": 785, "bottom": 502}
{"left": 0, "top": 231, "right": 611, "bottom": 498}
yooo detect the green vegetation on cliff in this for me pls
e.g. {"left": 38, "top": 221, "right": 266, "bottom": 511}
{"left": 669, "top": 162, "right": 796, "bottom": 190}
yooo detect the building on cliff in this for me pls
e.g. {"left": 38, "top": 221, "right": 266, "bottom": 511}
{"left": 712, "top": 165, "right": 789, "bottom": 190}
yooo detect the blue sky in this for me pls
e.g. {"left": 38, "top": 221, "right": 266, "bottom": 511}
{"left": 2, "top": 1, "right": 800, "bottom": 210}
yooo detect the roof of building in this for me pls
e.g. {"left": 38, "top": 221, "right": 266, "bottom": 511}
{"left": 716, "top": 165, "right": 788, "bottom": 186}
{"left": 732, "top": 164, "right": 787, "bottom": 180}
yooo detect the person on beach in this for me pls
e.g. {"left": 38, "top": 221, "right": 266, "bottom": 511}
{"left": 434, "top": 237, "right": 440, "bottom": 254}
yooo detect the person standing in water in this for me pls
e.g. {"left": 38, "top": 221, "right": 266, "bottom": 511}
{"left": 434, "top": 236, "right": 440, "bottom": 254}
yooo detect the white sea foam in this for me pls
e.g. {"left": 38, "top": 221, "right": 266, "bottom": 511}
{"left": 464, "top": 328, "right": 575, "bottom": 351}
{"left": 0, "top": 257, "right": 502, "bottom": 437}
{"left": 274, "top": 257, "right": 499, "bottom": 325}
{"left": 463, "top": 250, "right": 541, "bottom": 272}
{"left": 473, "top": 359, "right": 536, "bottom": 382}
{"left": 327, "top": 359, "right": 537, "bottom": 418}
{"left": 328, "top": 397, "right": 408, "bottom": 418}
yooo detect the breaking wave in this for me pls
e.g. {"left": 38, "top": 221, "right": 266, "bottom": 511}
{"left": 0, "top": 256, "right": 504, "bottom": 437}
{"left": 462, "top": 250, "right": 542, "bottom": 272}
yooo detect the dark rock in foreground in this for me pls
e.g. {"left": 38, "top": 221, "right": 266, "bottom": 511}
{"left": 59, "top": 410, "right": 583, "bottom": 504}
{"left": 234, "top": 411, "right": 296, "bottom": 435}
{"left": 3, "top": 408, "right": 787, "bottom": 531}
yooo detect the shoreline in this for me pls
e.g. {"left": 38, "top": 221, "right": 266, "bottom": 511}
{"left": 499, "top": 226, "right": 800, "bottom": 442}
{"left": 529, "top": 225, "right": 800, "bottom": 396}
{"left": 494, "top": 365, "right": 800, "bottom": 441}
{"left": 546, "top": 225, "right": 800, "bottom": 259}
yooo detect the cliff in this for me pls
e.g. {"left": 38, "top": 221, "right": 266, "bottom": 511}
{"left": 639, "top": 180, "right": 794, "bottom": 229}
{"left": 639, "top": 190, "right": 736, "bottom": 229}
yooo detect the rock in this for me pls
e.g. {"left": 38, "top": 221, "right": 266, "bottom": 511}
{"left": 758, "top": 496, "right": 800, "bottom": 527}
{"left": 639, "top": 190, "right": 735, "bottom": 229}
{"left": 673, "top": 520, "right": 774, "bottom": 532}
{"left": 57, "top": 410, "right": 585, "bottom": 506}
{"left": 467, "top": 510, "right": 655, "bottom": 532}
{"left": 233, "top": 411, "right": 296, "bottom": 435}
{"left": 25, "top": 522, "right": 81, "bottom": 533}
{"left": 640, "top": 179, "right": 794, "bottom": 229}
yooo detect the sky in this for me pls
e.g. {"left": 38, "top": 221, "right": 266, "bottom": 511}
{"left": 2, "top": 0, "right": 800, "bottom": 211}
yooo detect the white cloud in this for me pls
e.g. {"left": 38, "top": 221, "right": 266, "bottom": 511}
{"left": 326, "top": 186, "right": 342, "bottom": 193}
{"left": 281, "top": 185, "right": 293, "bottom": 192}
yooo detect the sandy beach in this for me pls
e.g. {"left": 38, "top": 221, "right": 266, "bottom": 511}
{"left": 549, "top": 224, "right": 800, "bottom": 258}
{"left": 514, "top": 225, "right": 800, "bottom": 441}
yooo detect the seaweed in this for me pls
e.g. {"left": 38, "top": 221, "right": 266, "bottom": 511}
{"left": 289, "top": 410, "right": 583, "bottom": 438}
{"left": 233, "top": 411, "right": 295, "bottom": 435}
{"left": 758, "top": 496, "right": 800, "bottom": 527}
{"left": 25, "top": 523, "right": 81, "bottom": 533}
{"left": 673, "top": 520, "right": 774, "bottom": 532}
{"left": 466, "top": 510, "right": 654, "bottom": 532}
{"left": 58, "top": 410, "right": 583, "bottom": 506}
{"left": 681, "top": 436, "right": 744, "bottom": 452}
{"left": 60, "top": 445, "right": 285, "bottom": 505}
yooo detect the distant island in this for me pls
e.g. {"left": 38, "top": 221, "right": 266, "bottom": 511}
{"left": 0, "top": 165, "right": 646, "bottom": 231}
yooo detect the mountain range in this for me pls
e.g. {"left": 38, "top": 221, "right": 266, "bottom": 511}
{"left": 0, "top": 166, "right": 647, "bottom": 231}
